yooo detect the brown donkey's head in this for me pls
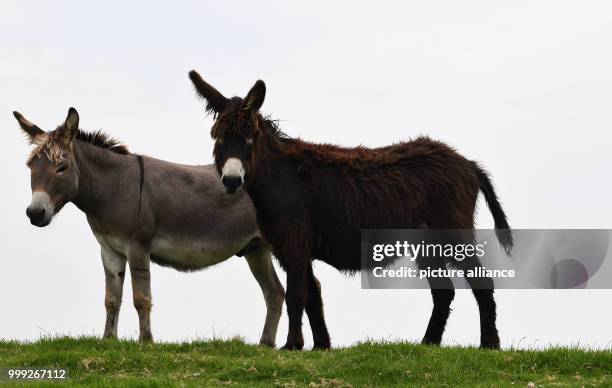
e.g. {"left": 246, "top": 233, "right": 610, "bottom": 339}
{"left": 189, "top": 70, "right": 266, "bottom": 194}
{"left": 14, "top": 108, "right": 81, "bottom": 227}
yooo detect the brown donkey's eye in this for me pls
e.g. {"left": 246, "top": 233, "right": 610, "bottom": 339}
{"left": 56, "top": 165, "right": 68, "bottom": 174}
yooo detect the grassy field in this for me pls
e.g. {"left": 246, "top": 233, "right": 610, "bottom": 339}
{"left": 0, "top": 337, "right": 611, "bottom": 387}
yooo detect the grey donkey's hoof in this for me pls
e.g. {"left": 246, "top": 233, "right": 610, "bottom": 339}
{"left": 139, "top": 333, "right": 154, "bottom": 342}
{"left": 259, "top": 338, "right": 276, "bottom": 348}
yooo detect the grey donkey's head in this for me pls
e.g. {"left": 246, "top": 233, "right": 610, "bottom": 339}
{"left": 14, "top": 108, "right": 81, "bottom": 227}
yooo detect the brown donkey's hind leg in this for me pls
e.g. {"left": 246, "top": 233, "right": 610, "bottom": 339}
{"left": 305, "top": 264, "right": 331, "bottom": 349}
{"left": 462, "top": 257, "right": 500, "bottom": 349}
{"left": 101, "top": 246, "right": 127, "bottom": 338}
{"left": 421, "top": 273, "right": 455, "bottom": 346}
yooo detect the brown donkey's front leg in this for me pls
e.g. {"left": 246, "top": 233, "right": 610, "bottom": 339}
{"left": 127, "top": 244, "right": 153, "bottom": 342}
{"left": 305, "top": 265, "right": 331, "bottom": 349}
{"left": 281, "top": 257, "right": 309, "bottom": 350}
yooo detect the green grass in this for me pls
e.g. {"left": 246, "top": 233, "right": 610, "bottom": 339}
{"left": 0, "top": 337, "right": 611, "bottom": 387}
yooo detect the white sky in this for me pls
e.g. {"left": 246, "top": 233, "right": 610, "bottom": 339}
{"left": 1, "top": 0, "right": 612, "bottom": 349}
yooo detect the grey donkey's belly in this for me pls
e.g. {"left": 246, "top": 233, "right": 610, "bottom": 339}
{"left": 87, "top": 163, "right": 261, "bottom": 271}
{"left": 92, "top": 230, "right": 257, "bottom": 271}
{"left": 149, "top": 232, "right": 256, "bottom": 271}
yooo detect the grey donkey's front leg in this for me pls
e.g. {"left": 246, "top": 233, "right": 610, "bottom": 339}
{"left": 127, "top": 244, "right": 153, "bottom": 341}
{"left": 245, "top": 243, "right": 285, "bottom": 347}
{"left": 101, "top": 246, "right": 127, "bottom": 338}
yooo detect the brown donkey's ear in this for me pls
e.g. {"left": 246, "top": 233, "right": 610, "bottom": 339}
{"left": 243, "top": 80, "right": 266, "bottom": 112}
{"left": 13, "top": 111, "right": 47, "bottom": 145}
{"left": 59, "top": 107, "right": 79, "bottom": 144}
{"left": 189, "top": 70, "right": 229, "bottom": 114}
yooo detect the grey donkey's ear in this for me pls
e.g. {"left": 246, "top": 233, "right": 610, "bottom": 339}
{"left": 59, "top": 107, "right": 79, "bottom": 144}
{"left": 189, "top": 70, "right": 229, "bottom": 115}
{"left": 243, "top": 80, "right": 266, "bottom": 112}
{"left": 13, "top": 111, "right": 47, "bottom": 145}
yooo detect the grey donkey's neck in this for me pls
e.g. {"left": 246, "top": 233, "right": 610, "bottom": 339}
{"left": 71, "top": 140, "right": 139, "bottom": 216}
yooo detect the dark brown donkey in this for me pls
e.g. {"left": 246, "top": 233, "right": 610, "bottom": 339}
{"left": 189, "top": 70, "right": 513, "bottom": 350}
{"left": 14, "top": 108, "right": 285, "bottom": 345}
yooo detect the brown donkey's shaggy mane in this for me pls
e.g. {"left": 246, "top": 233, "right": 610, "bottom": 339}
{"left": 260, "top": 118, "right": 458, "bottom": 169}
{"left": 243, "top": 115, "right": 466, "bottom": 176}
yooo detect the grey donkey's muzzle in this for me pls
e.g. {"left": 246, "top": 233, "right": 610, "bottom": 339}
{"left": 26, "top": 191, "right": 54, "bottom": 227}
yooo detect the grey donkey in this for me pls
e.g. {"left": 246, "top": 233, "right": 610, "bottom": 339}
{"left": 14, "top": 107, "right": 285, "bottom": 345}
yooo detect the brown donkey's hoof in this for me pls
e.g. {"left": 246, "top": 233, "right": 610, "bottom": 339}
{"left": 280, "top": 344, "right": 302, "bottom": 351}
{"left": 480, "top": 335, "right": 500, "bottom": 349}
{"left": 280, "top": 341, "right": 304, "bottom": 351}
{"left": 313, "top": 338, "right": 331, "bottom": 350}
{"left": 421, "top": 338, "right": 442, "bottom": 346}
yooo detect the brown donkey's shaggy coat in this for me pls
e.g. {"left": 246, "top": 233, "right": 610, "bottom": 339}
{"left": 189, "top": 70, "right": 513, "bottom": 350}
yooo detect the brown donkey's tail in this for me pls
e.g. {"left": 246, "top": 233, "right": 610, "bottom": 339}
{"left": 473, "top": 162, "right": 513, "bottom": 255}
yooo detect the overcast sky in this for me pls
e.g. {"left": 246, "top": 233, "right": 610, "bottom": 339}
{"left": 1, "top": 1, "right": 612, "bottom": 349}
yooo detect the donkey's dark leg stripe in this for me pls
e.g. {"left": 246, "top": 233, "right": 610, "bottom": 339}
{"left": 136, "top": 155, "right": 145, "bottom": 214}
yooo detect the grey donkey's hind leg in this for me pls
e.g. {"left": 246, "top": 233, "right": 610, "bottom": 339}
{"left": 101, "top": 246, "right": 127, "bottom": 338}
{"left": 245, "top": 242, "right": 285, "bottom": 347}
{"left": 127, "top": 244, "right": 153, "bottom": 342}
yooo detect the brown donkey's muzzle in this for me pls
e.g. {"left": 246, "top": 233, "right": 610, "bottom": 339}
{"left": 221, "top": 175, "right": 243, "bottom": 194}
{"left": 220, "top": 157, "right": 246, "bottom": 194}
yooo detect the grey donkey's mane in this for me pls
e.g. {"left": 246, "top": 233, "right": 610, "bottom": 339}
{"left": 28, "top": 127, "right": 130, "bottom": 165}
{"left": 74, "top": 129, "right": 130, "bottom": 155}
{"left": 72, "top": 128, "right": 143, "bottom": 212}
